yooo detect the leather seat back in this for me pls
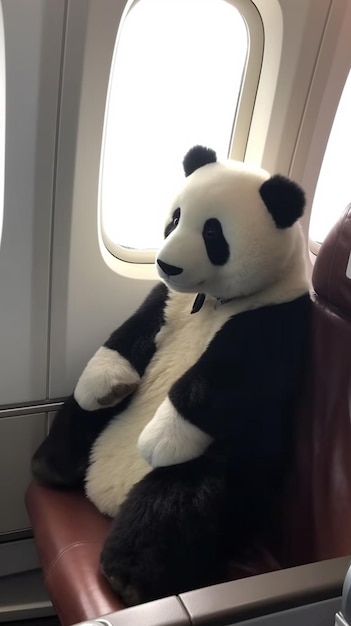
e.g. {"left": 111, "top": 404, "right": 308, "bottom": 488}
{"left": 288, "top": 205, "right": 351, "bottom": 565}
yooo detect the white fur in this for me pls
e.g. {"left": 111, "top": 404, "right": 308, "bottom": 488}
{"left": 138, "top": 397, "right": 213, "bottom": 467}
{"left": 74, "top": 346, "right": 140, "bottom": 411}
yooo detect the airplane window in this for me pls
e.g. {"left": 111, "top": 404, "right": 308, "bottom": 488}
{"left": 0, "top": 5, "right": 5, "bottom": 248}
{"left": 100, "top": 0, "right": 249, "bottom": 262}
{"left": 309, "top": 67, "right": 351, "bottom": 246}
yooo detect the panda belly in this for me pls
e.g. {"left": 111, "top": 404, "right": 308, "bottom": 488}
{"left": 85, "top": 291, "right": 232, "bottom": 517}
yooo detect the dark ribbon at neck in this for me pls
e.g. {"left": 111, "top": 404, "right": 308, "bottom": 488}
{"left": 191, "top": 293, "right": 206, "bottom": 314}
{"left": 191, "top": 293, "right": 236, "bottom": 314}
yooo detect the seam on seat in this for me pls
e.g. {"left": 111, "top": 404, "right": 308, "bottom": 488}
{"left": 45, "top": 540, "right": 104, "bottom": 580}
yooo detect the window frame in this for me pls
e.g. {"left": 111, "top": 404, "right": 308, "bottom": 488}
{"left": 98, "top": 0, "right": 264, "bottom": 266}
{"left": 0, "top": 3, "right": 5, "bottom": 249}
{"left": 283, "top": 0, "right": 351, "bottom": 260}
{"left": 308, "top": 66, "right": 351, "bottom": 254}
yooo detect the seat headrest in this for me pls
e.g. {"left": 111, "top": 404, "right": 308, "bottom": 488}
{"left": 312, "top": 203, "right": 351, "bottom": 315}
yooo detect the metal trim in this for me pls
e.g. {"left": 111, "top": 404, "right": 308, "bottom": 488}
{"left": 0, "top": 400, "right": 64, "bottom": 418}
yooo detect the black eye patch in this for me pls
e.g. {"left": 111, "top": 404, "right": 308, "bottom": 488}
{"left": 164, "top": 207, "right": 181, "bottom": 238}
{"left": 202, "top": 218, "right": 229, "bottom": 265}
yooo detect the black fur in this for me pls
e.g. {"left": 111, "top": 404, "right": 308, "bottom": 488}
{"left": 169, "top": 295, "right": 310, "bottom": 442}
{"left": 202, "top": 218, "right": 230, "bottom": 265}
{"left": 259, "top": 175, "right": 305, "bottom": 228}
{"left": 164, "top": 207, "right": 180, "bottom": 238}
{"left": 31, "top": 396, "right": 124, "bottom": 489}
{"left": 183, "top": 145, "right": 217, "bottom": 177}
{"left": 32, "top": 283, "right": 169, "bottom": 488}
{"left": 104, "top": 282, "right": 168, "bottom": 376}
{"left": 100, "top": 442, "right": 292, "bottom": 605}
{"left": 100, "top": 294, "right": 311, "bottom": 604}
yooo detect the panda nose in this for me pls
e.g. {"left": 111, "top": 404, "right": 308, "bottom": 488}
{"left": 157, "top": 259, "right": 183, "bottom": 276}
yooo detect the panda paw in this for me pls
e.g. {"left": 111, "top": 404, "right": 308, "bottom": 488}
{"left": 74, "top": 346, "right": 140, "bottom": 411}
{"left": 100, "top": 508, "right": 162, "bottom": 606}
{"left": 138, "top": 396, "right": 212, "bottom": 467}
{"left": 101, "top": 566, "right": 145, "bottom": 607}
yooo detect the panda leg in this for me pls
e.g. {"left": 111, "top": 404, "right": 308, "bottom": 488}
{"left": 31, "top": 396, "right": 118, "bottom": 488}
{"left": 100, "top": 453, "right": 232, "bottom": 605}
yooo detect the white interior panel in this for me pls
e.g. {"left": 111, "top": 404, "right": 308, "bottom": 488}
{"left": 49, "top": 0, "right": 153, "bottom": 398}
{"left": 0, "top": 413, "right": 46, "bottom": 534}
{"left": 0, "top": 0, "right": 64, "bottom": 406}
{"left": 247, "top": 0, "right": 332, "bottom": 177}
{"left": 290, "top": 0, "right": 351, "bottom": 243}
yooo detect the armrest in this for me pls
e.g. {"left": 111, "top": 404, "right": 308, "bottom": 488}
{"left": 179, "top": 555, "right": 351, "bottom": 625}
{"left": 73, "top": 556, "right": 350, "bottom": 626}
{"left": 73, "top": 596, "right": 191, "bottom": 626}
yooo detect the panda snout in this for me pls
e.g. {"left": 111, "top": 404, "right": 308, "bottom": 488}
{"left": 157, "top": 259, "right": 183, "bottom": 276}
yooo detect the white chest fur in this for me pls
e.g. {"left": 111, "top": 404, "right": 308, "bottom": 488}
{"left": 85, "top": 291, "right": 235, "bottom": 516}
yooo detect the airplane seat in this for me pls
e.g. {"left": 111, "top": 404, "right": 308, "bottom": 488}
{"left": 25, "top": 205, "right": 351, "bottom": 626}
{"left": 286, "top": 202, "right": 351, "bottom": 567}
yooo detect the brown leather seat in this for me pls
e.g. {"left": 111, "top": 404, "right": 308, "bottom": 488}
{"left": 25, "top": 483, "right": 125, "bottom": 624}
{"left": 25, "top": 205, "right": 351, "bottom": 626}
{"left": 287, "top": 204, "right": 351, "bottom": 565}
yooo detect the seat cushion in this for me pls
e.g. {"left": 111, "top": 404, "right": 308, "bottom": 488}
{"left": 25, "top": 482, "right": 125, "bottom": 625}
{"left": 26, "top": 481, "right": 283, "bottom": 626}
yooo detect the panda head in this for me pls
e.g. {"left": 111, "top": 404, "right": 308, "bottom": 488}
{"left": 156, "top": 146, "right": 307, "bottom": 304}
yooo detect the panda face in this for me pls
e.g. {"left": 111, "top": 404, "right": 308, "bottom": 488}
{"left": 156, "top": 157, "right": 306, "bottom": 301}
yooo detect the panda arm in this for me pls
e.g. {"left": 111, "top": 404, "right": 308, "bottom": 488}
{"left": 74, "top": 282, "right": 168, "bottom": 411}
{"left": 138, "top": 296, "right": 310, "bottom": 467}
{"left": 31, "top": 283, "right": 169, "bottom": 487}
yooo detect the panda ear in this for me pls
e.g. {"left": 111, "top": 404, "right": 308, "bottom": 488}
{"left": 183, "top": 145, "right": 217, "bottom": 177}
{"left": 259, "top": 175, "right": 306, "bottom": 228}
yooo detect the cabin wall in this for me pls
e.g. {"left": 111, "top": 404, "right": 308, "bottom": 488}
{"left": 0, "top": 0, "right": 64, "bottom": 540}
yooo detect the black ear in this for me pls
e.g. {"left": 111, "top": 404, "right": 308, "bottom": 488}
{"left": 259, "top": 175, "right": 305, "bottom": 228}
{"left": 183, "top": 145, "right": 217, "bottom": 177}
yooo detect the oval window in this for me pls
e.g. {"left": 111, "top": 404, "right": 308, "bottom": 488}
{"left": 99, "top": 0, "right": 252, "bottom": 262}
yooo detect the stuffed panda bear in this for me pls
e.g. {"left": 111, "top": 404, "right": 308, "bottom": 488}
{"left": 32, "top": 145, "right": 310, "bottom": 605}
